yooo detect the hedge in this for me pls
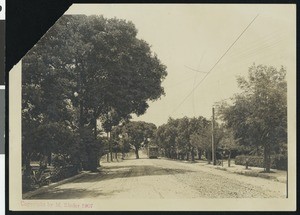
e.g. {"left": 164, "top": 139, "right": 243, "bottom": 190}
{"left": 235, "top": 155, "right": 287, "bottom": 170}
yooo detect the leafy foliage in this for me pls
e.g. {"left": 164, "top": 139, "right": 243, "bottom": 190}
{"left": 235, "top": 155, "right": 287, "bottom": 170}
{"left": 22, "top": 14, "right": 167, "bottom": 182}
{"left": 122, "top": 121, "right": 157, "bottom": 159}
{"left": 155, "top": 116, "right": 221, "bottom": 161}
{"left": 218, "top": 64, "right": 287, "bottom": 172}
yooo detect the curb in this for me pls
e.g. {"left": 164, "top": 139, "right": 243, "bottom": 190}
{"left": 234, "top": 170, "right": 286, "bottom": 183}
{"left": 159, "top": 157, "right": 286, "bottom": 183}
{"left": 23, "top": 171, "right": 89, "bottom": 199}
{"left": 214, "top": 166, "right": 286, "bottom": 183}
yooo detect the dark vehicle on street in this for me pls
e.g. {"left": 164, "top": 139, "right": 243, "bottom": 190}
{"left": 148, "top": 145, "right": 159, "bottom": 159}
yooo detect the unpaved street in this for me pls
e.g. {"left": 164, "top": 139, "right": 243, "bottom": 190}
{"left": 31, "top": 152, "right": 286, "bottom": 199}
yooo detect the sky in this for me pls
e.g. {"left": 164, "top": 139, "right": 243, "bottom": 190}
{"left": 65, "top": 4, "right": 296, "bottom": 127}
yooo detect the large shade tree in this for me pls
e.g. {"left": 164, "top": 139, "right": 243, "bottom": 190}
{"left": 22, "top": 15, "right": 167, "bottom": 172}
{"left": 218, "top": 64, "right": 287, "bottom": 172}
{"left": 122, "top": 121, "right": 157, "bottom": 159}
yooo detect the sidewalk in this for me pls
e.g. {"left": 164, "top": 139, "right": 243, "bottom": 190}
{"left": 196, "top": 160, "right": 287, "bottom": 183}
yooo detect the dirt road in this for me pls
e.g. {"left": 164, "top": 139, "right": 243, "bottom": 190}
{"left": 31, "top": 152, "right": 286, "bottom": 199}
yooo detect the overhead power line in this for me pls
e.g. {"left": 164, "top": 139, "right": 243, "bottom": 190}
{"left": 184, "top": 65, "right": 208, "bottom": 73}
{"left": 192, "top": 51, "right": 206, "bottom": 116}
{"left": 172, "top": 14, "right": 259, "bottom": 114}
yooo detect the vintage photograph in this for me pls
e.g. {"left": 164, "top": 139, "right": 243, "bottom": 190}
{"left": 10, "top": 3, "right": 296, "bottom": 211}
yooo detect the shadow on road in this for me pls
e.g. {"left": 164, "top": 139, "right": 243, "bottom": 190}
{"left": 28, "top": 152, "right": 197, "bottom": 199}
{"left": 71, "top": 164, "right": 194, "bottom": 184}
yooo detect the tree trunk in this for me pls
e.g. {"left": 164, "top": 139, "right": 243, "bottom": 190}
{"left": 84, "top": 149, "right": 98, "bottom": 172}
{"left": 94, "top": 117, "right": 97, "bottom": 140}
{"left": 89, "top": 157, "right": 98, "bottom": 172}
{"left": 108, "top": 132, "right": 113, "bottom": 162}
{"left": 135, "top": 147, "right": 139, "bottom": 159}
{"left": 228, "top": 151, "right": 231, "bottom": 167}
{"left": 186, "top": 152, "right": 189, "bottom": 161}
{"left": 47, "top": 152, "right": 52, "bottom": 166}
{"left": 191, "top": 147, "right": 195, "bottom": 162}
{"left": 266, "top": 152, "right": 271, "bottom": 172}
{"left": 264, "top": 144, "right": 267, "bottom": 171}
{"left": 97, "top": 157, "right": 101, "bottom": 167}
{"left": 264, "top": 143, "right": 271, "bottom": 172}
{"left": 110, "top": 151, "right": 113, "bottom": 162}
{"left": 207, "top": 150, "right": 212, "bottom": 164}
{"left": 94, "top": 117, "right": 100, "bottom": 167}
{"left": 79, "top": 101, "right": 84, "bottom": 128}
{"left": 198, "top": 149, "right": 202, "bottom": 160}
{"left": 39, "top": 154, "right": 48, "bottom": 169}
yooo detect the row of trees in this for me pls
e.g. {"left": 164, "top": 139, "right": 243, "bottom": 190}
{"left": 155, "top": 116, "right": 236, "bottom": 163}
{"left": 22, "top": 15, "right": 167, "bottom": 176}
{"left": 218, "top": 64, "right": 287, "bottom": 172}
{"left": 154, "top": 64, "right": 287, "bottom": 172}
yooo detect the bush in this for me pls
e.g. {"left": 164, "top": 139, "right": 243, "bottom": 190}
{"left": 235, "top": 155, "right": 287, "bottom": 170}
{"left": 22, "top": 166, "right": 52, "bottom": 193}
{"left": 51, "top": 165, "right": 78, "bottom": 182}
{"left": 52, "top": 155, "right": 68, "bottom": 168}
{"left": 235, "top": 155, "right": 264, "bottom": 167}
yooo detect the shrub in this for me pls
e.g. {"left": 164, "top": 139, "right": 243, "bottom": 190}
{"left": 235, "top": 155, "right": 287, "bottom": 170}
{"left": 235, "top": 155, "right": 264, "bottom": 167}
{"left": 51, "top": 165, "right": 78, "bottom": 183}
{"left": 22, "top": 166, "right": 52, "bottom": 193}
{"left": 52, "top": 155, "right": 68, "bottom": 168}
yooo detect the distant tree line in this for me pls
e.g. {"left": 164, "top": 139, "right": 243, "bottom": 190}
{"left": 155, "top": 116, "right": 235, "bottom": 162}
{"left": 111, "top": 121, "right": 157, "bottom": 159}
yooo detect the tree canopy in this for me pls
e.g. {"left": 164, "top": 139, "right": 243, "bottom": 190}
{"left": 121, "top": 121, "right": 157, "bottom": 159}
{"left": 22, "top": 15, "right": 167, "bottom": 171}
{"left": 218, "top": 64, "right": 287, "bottom": 172}
{"left": 155, "top": 116, "right": 215, "bottom": 161}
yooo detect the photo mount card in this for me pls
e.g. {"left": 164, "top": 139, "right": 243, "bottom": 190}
{"left": 8, "top": 3, "right": 297, "bottom": 212}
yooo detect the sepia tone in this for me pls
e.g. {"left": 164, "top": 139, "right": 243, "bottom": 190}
{"left": 9, "top": 4, "right": 296, "bottom": 211}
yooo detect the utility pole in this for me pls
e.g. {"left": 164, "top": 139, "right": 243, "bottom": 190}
{"left": 212, "top": 106, "right": 216, "bottom": 165}
{"left": 107, "top": 132, "right": 110, "bottom": 162}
